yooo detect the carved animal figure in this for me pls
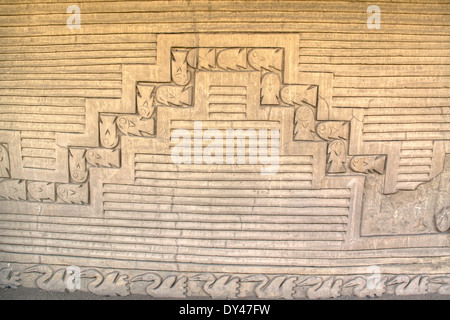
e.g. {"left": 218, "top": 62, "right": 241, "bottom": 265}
{"left": 131, "top": 272, "right": 187, "bottom": 298}
{"left": 294, "top": 106, "right": 315, "bottom": 141}
{"left": 28, "top": 181, "right": 55, "bottom": 202}
{"left": 217, "top": 48, "right": 247, "bottom": 70}
{"left": 241, "top": 274, "right": 298, "bottom": 299}
{"left": 261, "top": 72, "right": 281, "bottom": 105}
{"left": 69, "top": 148, "right": 88, "bottom": 183}
{"left": 316, "top": 121, "right": 349, "bottom": 141}
{"left": 171, "top": 50, "right": 191, "bottom": 86}
{"left": 343, "top": 276, "right": 387, "bottom": 298}
{"left": 299, "top": 276, "right": 343, "bottom": 299}
{"left": 248, "top": 48, "right": 283, "bottom": 71}
{"left": 0, "top": 179, "right": 26, "bottom": 201}
{"left": 281, "top": 85, "right": 317, "bottom": 107}
{"left": 99, "top": 115, "right": 119, "bottom": 149}
{"left": 136, "top": 83, "right": 156, "bottom": 118}
{"left": 327, "top": 140, "right": 347, "bottom": 173}
{"left": 155, "top": 85, "right": 192, "bottom": 107}
{"left": 187, "top": 48, "right": 216, "bottom": 70}
{"left": 25, "top": 265, "right": 71, "bottom": 292}
{"left": 350, "top": 156, "right": 386, "bottom": 174}
{"left": 57, "top": 183, "right": 89, "bottom": 204}
{"left": 85, "top": 148, "right": 120, "bottom": 168}
{"left": 0, "top": 144, "right": 10, "bottom": 178}
{"left": 429, "top": 276, "right": 450, "bottom": 295}
{"left": 0, "top": 267, "right": 20, "bottom": 288}
{"left": 387, "top": 275, "right": 429, "bottom": 296}
{"left": 80, "top": 269, "right": 130, "bottom": 296}
{"left": 117, "top": 115, "right": 155, "bottom": 137}
{"left": 191, "top": 273, "right": 240, "bottom": 299}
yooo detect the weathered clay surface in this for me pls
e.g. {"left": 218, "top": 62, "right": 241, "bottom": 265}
{"left": 0, "top": 0, "right": 448, "bottom": 299}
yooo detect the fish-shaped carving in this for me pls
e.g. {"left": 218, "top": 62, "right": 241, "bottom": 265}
{"left": 327, "top": 140, "right": 347, "bottom": 173}
{"left": 99, "top": 115, "right": 119, "bottom": 149}
{"left": 136, "top": 83, "right": 156, "bottom": 119}
{"left": 187, "top": 48, "right": 216, "bottom": 70}
{"left": 28, "top": 181, "right": 55, "bottom": 202}
{"left": 155, "top": 85, "right": 192, "bottom": 107}
{"left": 86, "top": 148, "right": 120, "bottom": 168}
{"left": 0, "top": 179, "right": 26, "bottom": 201}
{"left": 69, "top": 148, "right": 88, "bottom": 183}
{"left": 248, "top": 48, "right": 283, "bottom": 71}
{"left": 217, "top": 48, "right": 247, "bottom": 70}
{"left": 117, "top": 115, "right": 155, "bottom": 137}
{"left": 261, "top": 72, "right": 281, "bottom": 105}
{"left": 0, "top": 144, "right": 10, "bottom": 178}
{"left": 435, "top": 207, "right": 450, "bottom": 233}
{"left": 350, "top": 156, "right": 386, "bottom": 174}
{"left": 294, "top": 106, "right": 315, "bottom": 141}
{"left": 316, "top": 121, "right": 349, "bottom": 141}
{"left": 57, "top": 183, "right": 89, "bottom": 205}
{"left": 281, "top": 85, "right": 317, "bottom": 107}
{"left": 171, "top": 49, "right": 191, "bottom": 86}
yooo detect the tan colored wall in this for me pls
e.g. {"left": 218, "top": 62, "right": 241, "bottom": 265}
{"left": 0, "top": 0, "right": 449, "bottom": 298}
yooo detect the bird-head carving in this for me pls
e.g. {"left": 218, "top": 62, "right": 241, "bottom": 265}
{"left": 191, "top": 273, "right": 215, "bottom": 282}
{"left": 387, "top": 275, "right": 409, "bottom": 286}
{"left": 130, "top": 272, "right": 159, "bottom": 284}
{"left": 25, "top": 264, "right": 52, "bottom": 275}
{"left": 240, "top": 274, "right": 267, "bottom": 283}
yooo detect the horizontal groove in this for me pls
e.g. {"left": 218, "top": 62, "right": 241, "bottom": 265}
{"left": 0, "top": 215, "right": 347, "bottom": 233}
{"left": 0, "top": 222, "right": 346, "bottom": 241}
{"left": 103, "top": 202, "right": 348, "bottom": 215}
{"left": 104, "top": 184, "right": 350, "bottom": 198}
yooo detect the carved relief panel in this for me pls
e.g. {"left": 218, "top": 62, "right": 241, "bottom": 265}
{"left": 0, "top": 33, "right": 448, "bottom": 299}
